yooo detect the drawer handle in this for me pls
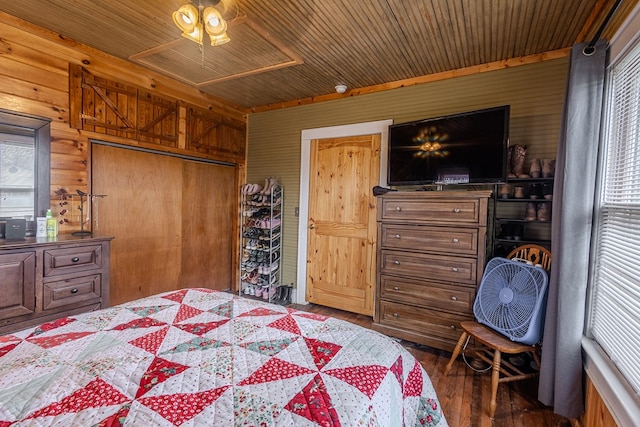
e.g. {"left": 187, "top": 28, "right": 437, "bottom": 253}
{"left": 395, "top": 206, "right": 402, "bottom": 211}
{"left": 71, "top": 257, "right": 80, "bottom": 263}
{"left": 450, "top": 325, "right": 456, "bottom": 329}
{"left": 394, "top": 260, "right": 400, "bottom": 265}
{"left": 451, "top": 296, "right": 457, "bottom": 301}
{"left": 392, "top": 313, "right": 399, "bottom": 318}
{"left": 452, "top": 238, "right": 459, "bottom": 243}
{"left": 453, "top": 208, "right": 461, "bottom": 213}
{"left": 70, "top": 288, "right": 79, "bottom": 294}
{"left": 393, "top": 286, "right": 400, "bottom": 291}
{"left": 451, "top": 267, "right": 459, "bottom": 272}
{"left": 395, "top": 234, "right": 401, "bottom": 239}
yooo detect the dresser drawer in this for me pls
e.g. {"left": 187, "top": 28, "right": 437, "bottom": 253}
{"left": 379, "top": 223, "right": 478, "bottom": 255}
{"left": 380, "top": 274, "right": 475, "bottom": 312}
{"left": 378, "top": 300, "right": 472, "bottom": 343}
{"left": 380, "top": 249, "right": 477, "bottom": 284}
{"left": 380, "top": 197, "right": 482, "bottom": 224}
{"left": 43, "top": 245, "right": 103, "bottom": 277}
{"left": 43, "top": 274, "right": 101, "bottom": 311}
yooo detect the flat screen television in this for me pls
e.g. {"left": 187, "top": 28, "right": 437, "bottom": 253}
{"left": 387, "top": 105, "right": 509, "bottom": 186}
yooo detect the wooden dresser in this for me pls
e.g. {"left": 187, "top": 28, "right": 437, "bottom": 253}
{"left": 0, "top": 235, "right": 112, "bottom": 334}
{"left": 372, "top": 190, "right": 491, "bottom": 352}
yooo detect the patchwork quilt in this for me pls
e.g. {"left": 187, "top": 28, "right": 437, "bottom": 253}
{"left": 0, "top": 288, "right": 447, "bottom": 426}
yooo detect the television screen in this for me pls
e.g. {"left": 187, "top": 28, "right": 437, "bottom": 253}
{"left": 387, "top": 105, "right": 509, "bottom": 186}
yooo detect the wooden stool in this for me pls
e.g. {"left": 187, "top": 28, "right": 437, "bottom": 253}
{"left": 444, "top": 321, "right": 541, "bottom": 420}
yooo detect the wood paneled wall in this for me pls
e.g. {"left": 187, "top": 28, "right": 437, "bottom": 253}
{"left": 583, "top": 376, "right": 618, "bottom": 427}
{"left": 0, "top": 11, "right": 246, "bottom": 234}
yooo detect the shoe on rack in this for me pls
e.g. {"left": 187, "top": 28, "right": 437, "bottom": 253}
{"left": 259, "top": 178, "right": 272, "bottom": 195}
{"left": 267, "top": 177, "right": 279, "bottom": 195}
{"left": 281, "top": 285, "right": 293, "bottom": 304}
{"left": 524, "top": 202, "right": 537, "bottom": 221}
{"left": 537, "top": 203, "right": 551, "bottom": 221}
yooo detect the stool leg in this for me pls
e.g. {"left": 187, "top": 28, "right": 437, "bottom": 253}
{"left": 489, "top": 349, "right": 502, "bottom": 420}
{"left": 445, "top": 331, "right": 468, "bottom": 375}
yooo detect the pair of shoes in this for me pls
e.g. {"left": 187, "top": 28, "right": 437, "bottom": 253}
{"left": 524, "top": 202, "right": 551, "bottom": 221}
{"left": 259, "top": 177, "right": 279, "bottom": 195}
{"left": 499, "top": 223, "right": 524, "bottom": 241}
{"left": 273, "top": 285, "right": 293, "bottom": 304}
{"left": 242, "top": 183, "right": 263, "bottom": 195}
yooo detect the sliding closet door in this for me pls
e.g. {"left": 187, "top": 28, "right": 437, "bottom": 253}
{"left": 92, "top": 143, "right": 234, "bottom": 305}
{"left": 180, "top": 160, "right": 234, "bottom": 287}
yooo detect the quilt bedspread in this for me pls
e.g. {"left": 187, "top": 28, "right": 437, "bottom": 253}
{"left": 0, "top": 288, "right": 447, "bottom": 426}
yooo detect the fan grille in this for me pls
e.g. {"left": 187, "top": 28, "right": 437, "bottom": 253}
{"left": 474, "top": 257, "right": 549, "bottom": 344}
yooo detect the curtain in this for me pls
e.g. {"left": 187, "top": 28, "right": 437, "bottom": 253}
{"left": 538, "top": 40, "right": 607, "bottom": 418}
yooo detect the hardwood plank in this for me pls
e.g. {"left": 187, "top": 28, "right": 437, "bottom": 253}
{"left": 289, "top": 302, "right": 573, "bottom": 427}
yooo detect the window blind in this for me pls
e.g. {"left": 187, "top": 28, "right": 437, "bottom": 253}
{"left": 589, "top": 39, "right": 640, "bottom": 396}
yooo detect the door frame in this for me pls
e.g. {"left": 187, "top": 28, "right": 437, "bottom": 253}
{"left": 295, "top": 119, "right": 393, "bottom": 304}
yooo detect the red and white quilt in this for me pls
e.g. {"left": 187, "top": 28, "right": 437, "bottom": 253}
{"left": 0, "top": 288, "right": 447, "bottom": 426}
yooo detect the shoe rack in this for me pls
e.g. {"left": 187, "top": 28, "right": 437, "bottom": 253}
{"left": 492, "top": 177, "right": 554, "bottom": 257}
{"left": 240, "top": 178, "right": 288, "bottom": 304}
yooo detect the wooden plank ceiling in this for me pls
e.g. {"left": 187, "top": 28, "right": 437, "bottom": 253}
{"left": 0, "top": 0, "right": 635, "bottom": 112}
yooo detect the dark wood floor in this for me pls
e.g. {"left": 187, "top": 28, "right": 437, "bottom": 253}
{"left": 289, "top": 303, "right": 572, "bottom": 427}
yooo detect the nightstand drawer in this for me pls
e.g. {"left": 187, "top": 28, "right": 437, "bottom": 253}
{"left": 380, "top": 198, "right": 481, "bottom": 224}
{"left": 379, "top": 224, "right": 478, "bottom": 255}
{"left": 378, "top": 300, "right": 471, "bottom": 343}
{"left": 44, "top": 245, "right": 103, "bottom": 277}
{"left": 380, "top": 275, "right": 475, "bottom": 312}
{"left": 43, "top": 274, "right": 101, "bottom": 311}
{"left": 380, "top": 249, "right": 477, "bottom": 284}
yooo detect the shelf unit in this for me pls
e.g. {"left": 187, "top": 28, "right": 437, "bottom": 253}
{"left": 492, "top": 178, "right": 553, "bottom": 257}
{"left": 239, "top": 184, "right": 282, "bottom": 303}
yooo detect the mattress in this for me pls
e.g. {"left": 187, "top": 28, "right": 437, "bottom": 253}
{"left": 0, "top": 288, "right": 447, "bottom": 426}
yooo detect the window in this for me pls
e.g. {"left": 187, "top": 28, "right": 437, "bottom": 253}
{"left": 588, "top": 39, "right": 640, "bottom": 395}
{"left": 0, "top": 132, "right": 36, "bottom": 218}
{"left": 0, "top": 109, "right": 51, "bottom": 220}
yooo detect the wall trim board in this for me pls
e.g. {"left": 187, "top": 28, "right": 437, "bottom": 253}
{"left": 295, "top": 119, "right": 393, "bottom": 305}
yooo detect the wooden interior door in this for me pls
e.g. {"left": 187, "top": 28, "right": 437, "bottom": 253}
{"left": 92, "top": 143, "right": 235, "bottom": 305}
{"left": 305, "top": 134, "right": 380, "bottom": 316}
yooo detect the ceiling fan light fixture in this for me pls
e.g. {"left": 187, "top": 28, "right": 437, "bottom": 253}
{"left": 182, "top": 21, "right": 204, "bottom": 44}
{"left": 173, "top": 2, "right": 231, "bottom": 46}
{"left": 209, "top": 31, "right": 231, "bottom": 46}
{"left": 203, "top": 7, "right": 227, "bottom": 36}
{"left": 172, "top": 4, "right": 199, "bottom": 33}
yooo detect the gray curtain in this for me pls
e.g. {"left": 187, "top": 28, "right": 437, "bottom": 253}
{"left": 538, "top": 40, "right": 607, "bottom": 418}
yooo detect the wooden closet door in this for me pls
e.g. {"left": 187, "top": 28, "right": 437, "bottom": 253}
{"left": 92, "top": 144, "right": 234, "bottom": 305}
{"left": 180, "top": 160, "right": 234, "bottom": 288}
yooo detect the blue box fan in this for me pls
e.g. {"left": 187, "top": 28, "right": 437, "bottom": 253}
{"left": 473, "top": 257, "right": 549, "bottom": 345}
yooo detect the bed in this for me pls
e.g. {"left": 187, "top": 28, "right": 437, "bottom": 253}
{"left": 0, "top": 288, "right": 447, "bottom": 426}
